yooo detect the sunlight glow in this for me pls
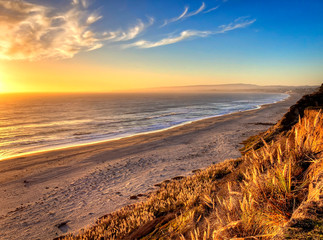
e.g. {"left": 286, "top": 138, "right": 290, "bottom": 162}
{"left": 0, "top": 65, "right": 14, "bottom": 93}
{"left": 0, "top": 70, "right": 6, "bottom": 92}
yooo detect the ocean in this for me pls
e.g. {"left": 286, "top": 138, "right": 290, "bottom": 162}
{"left": 0, "top": 92, "right": 288, "bottom": 160}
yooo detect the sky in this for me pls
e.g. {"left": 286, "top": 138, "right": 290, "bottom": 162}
{"left": 0, "top": 0, "right": 322, "bottom": 93}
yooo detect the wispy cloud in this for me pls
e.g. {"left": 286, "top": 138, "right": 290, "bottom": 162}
{"left": 126, "top": 17, "right": 256, "bottom": 49}
{"left": 0, "top": 0, "right": 106, "bottom": 60}
{"left": 217, "top": 17, "right": 256, "bottom": 33}
{"left": 161, "top": 6, "right": 189, "bottom": 27}
{"left": 104, "top": 17, "right": 154, "bottom": 42}
{"left": 203, "top": 6, "right": 220, "bottom": 14}
{"left": 0, "top": 0, "right": 255, "bottom": 60}
{"left": 186, "top": 2, "right": 206, "bottom": 18}
{"left": 72, "top": 0, "right": 89, "bottom": 8}
{"left": 124, "top": 30, "right": 211, "bottom": 48}
{"left": 86, "top": 13, "right": 102, "bottom": 25}
{"left": 0, "top": 0, "right": 154, "bottom": 60}
{"left": 162, "top": 2, "right": 206, "bottom": 27}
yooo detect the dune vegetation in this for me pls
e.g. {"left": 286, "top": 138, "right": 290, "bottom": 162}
{"left": 60, "top": 87, "right": 323, "bottom": 240}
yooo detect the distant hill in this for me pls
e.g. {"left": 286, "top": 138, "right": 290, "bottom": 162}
{"left": 135, "top": 83, "right": 318, "bottom": 93}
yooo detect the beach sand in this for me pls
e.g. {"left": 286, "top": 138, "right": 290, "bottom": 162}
{"left": 0, "top": 92, "right": 302, "bottom": 240}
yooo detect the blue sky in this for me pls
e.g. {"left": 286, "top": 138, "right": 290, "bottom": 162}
{"left": 89, "top": 0, "right": 323, "bottom": 86}
{"left": 0, "top": 0, "right": 322, "bottom": 92}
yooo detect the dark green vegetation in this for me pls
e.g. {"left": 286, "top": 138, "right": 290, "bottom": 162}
{"left": 61, "top": 86, "right": 323, "bottom": 240}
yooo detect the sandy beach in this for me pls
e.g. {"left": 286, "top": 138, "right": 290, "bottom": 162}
{"left": 0, "top": 92, "right": 302, "bottom": 240}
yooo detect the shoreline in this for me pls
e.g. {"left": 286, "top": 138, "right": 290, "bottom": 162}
{"left": 0, "top": 92, "right": 300, "bottom": 240}
{"left": 0, "top": 93, "right": 289, "bottom": 162}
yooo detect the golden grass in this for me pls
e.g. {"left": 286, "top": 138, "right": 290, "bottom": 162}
{"left": 61, "top": 109, "right": 322, "bottom": 240}
{"left": 193, "top": 109, "right": 322, "bottom": 240}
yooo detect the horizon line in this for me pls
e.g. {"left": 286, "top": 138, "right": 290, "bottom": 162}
{"left": 0, "top": 84, "right": 319, "bottom": 95}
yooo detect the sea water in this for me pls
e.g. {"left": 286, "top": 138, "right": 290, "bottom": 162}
{"left": 0, "top": 92, "right": 288, "bottom": 159}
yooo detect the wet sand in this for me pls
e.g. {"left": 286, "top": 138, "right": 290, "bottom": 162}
{"left": 0, "top": 93, "right": 301, "bottom": 240}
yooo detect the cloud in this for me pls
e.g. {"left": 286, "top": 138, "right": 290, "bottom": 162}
{"left": 162, "top": 2, "right": 206, "bottom": 27}
{"left": 0, "top": 0, "right": 255, "bottom": 60}
{"left": 124, "top": 30, "right": 211, "bottom": 48}
{"left": 126, "top": 17, "right": 256, "bottom": 49}
{"left": 72, "top": 0, "right": 89, "bottom": 8}
{"left": 0, "top": 0, "right": 106, "bottom": 60}
{"left": 104, "top": 17, "right": 154, "bottom": 42}
{"left": 217, "top": 17, "right": 256, "bottom": 33}
{"left": 86, "top": 13, "right": 102, "bottom": 25}
{"left": 185, "top": 2, "right": 206, "bottom": 18}
{"left": 161, "top": 6, "right": 188, "bottom": 27}
{"left": 203, "top": 6, "right": 220, "bottom": 14}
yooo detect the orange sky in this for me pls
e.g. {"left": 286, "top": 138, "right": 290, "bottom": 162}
{"left": 1, "top": 58, "right": 321, "bottom": 93}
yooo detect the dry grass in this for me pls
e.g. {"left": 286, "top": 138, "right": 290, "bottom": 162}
{"left": 61, "top": 109, "right": 322, "bottom": 240}
{"left": 191, "top": 109, "right": 323, "bottom": 240}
